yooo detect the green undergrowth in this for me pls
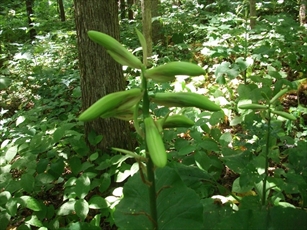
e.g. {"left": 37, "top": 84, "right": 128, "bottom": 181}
{"left": 1, "top": 1, "right": 307, "bottom": 229}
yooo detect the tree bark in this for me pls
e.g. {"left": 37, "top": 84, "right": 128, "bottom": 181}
{"left": 120, "top": 0, "right": 126, "bottom": 20}
{"left": 299, "top": 0, "right": 306, "bottom": 26}
{"left": 151, "top": 0, "right": 163, "bottom": 45}
{"left": 58, "top": 0, "right": 66, "bottom": 22}
{"left": 249, "top": 0, "right": 256, "bottom": 29}
{"left": 141, "top": 0, "right": 152, "bottom": 65}
{"left": 25, "top": 0, "right": 37, "bottom": 40}
{"left": 127, "top": 0, "right": 134, "bottom": 20}
{"left": 74, "top": 0, "right": 134, "bottom": 152}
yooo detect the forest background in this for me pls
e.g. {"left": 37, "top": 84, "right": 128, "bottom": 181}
{"left": 0, "top": 0, "right": 307, "bottom": 229}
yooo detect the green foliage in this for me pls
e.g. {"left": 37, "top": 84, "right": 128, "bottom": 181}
{"left": 1, "top": 0, "right": 307, "bottom": 229}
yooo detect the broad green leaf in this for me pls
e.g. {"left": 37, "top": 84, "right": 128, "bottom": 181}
{"left": 20, "top": 174, "right": 35, "bottom": 193}
{"left": 6, "top": 198, "right": 18, "bottom": 216}
{"left": 18, "top": 196, "right": 42, "bottom": 211}
{"left": 209, "top": 110, "right": 225, "bottom": 126}
{"left": 74, "top": 199, "right": 89, "bottom": 221}
{"left": 75, "top": 175, "right": 91, "bottom": 199}
{"left": 0, "top": 211, "right": 10, "bottom": 229}
{"left": 90, "top": 214, "right": 102, "bottom": 227}
{"left": 219, "top": 132, "right": 232, "bottom": 146}
{"left": 69, "top": 157, "right": 82, "bottom": 175}
{"left": 99, "top": 173, "right": 111, "bottom": 193}
{"left": 88, "top": 196, "right": 108, "bottom": 209}
{"left": 202, "top": 198, "right": 233, "bottom": 229}
{"left": 48, "top": 158, "right": 65, "bottom": 179}
{"left": 232, "top": 177, "right": 254, "bottom": 193}
{"left": 57, "top": 199, "right": 76, "bottom": 216}
{"left": 173, "top": 163, "right": 215, "bottom": 197}
{"left": 178, "top": 145, "right": 197, "bottom": 156}
{"left": 36, "top": 158, "right": 49, "bottom": 174}
{"left": 0, "top": 191, "right": 11, "bottom": 206}
{"left": 5, "top": 146, "right": 17, "bottom": 162}
{"left": 89, "top": 152, "right": 99, "bottom": 161}
{"left": 114, "top": 166, "right": 203, "bottom": 229}
{"left": 65, "top": 222, "right": 101, "bottom": 230}
{"left": 0, "top": 77, "right": 10, "bottom": 90}
{"left": 198, "top": 138, "right": 219, "bottom": 152}
{"left": 25, "top": 215, "right": 43, "bottom": 227}
{"left": 16, "top": 116, "right": 26, "bottom": 126}
{"left": 53, "top": 127, "right": 65, "bottom": 142}
{"left": 216, "top": 206, "right": 307, "bottom": 229}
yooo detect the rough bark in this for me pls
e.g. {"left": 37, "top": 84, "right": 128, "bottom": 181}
{"left": 74, "top": 0, "right": 134, "bottom": 152}
{"left": 25, "top": 0, "right": 36, "bottom": 40}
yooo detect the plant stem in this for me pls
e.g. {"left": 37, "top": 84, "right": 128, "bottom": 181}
{"left": 147, "top": 157, "right": 158, "bottom": 229}
{"left": 262, "top": 108, "right": 271, "bottom": 206}
{"left": 141, "top": 67, "right": 158, "bottom": 229}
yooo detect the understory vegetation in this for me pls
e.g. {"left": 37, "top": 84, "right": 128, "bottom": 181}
{"left": 1, "top": 0, "right": 307, "bottom": 229}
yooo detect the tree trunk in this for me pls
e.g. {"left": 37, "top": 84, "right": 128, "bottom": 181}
{"left": 25, "top": 0, "right": 37, "bottom": 40}
{"left": 299, "top": 0, "right": 306, "bottom": 26}
{"left": 151, "top": 0, "right": 163, "bottom": 45}
{"left": 74, "top": 0, "right": 134, "bottom": 152}
{"left": 141, "top": 0, "right": 152, "bottom": 65}
{"left": 120, "top": 0, "right": 126, "bottom": 20}
{"left": 249, "top": 0, "right": 256, "bottom": 29}
{"left": 58, "top": 0, "right": 66, "bottom": 22}
{"left": 127, "top": 0, "right": 134, "bottom": 19}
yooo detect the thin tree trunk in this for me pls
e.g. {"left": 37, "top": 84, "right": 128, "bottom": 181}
{"left": 141, "top": 0, "right": 152, "bottom": 65}
{"left": 299, "top": 0, "right": 306, "bottom": 26}
{"left": 249, "top": 0, "right": 256, "bottom": 29}
{"left": 58, "top": 0, "right": 66, "bottom": 22}
{"left": 152, "top": 0, "right": 163, "bottom": 45}
{"left": 74, "top": 0, "right": 134, "bottom": 151}
{"left": 120, "top": 0, "right": 126, "bottom": 20}
{"left": 25, "top": 0, "right": 36, "bottom": 40}
{"left": 127, "top": 0, "right": 134, "bottom": 20}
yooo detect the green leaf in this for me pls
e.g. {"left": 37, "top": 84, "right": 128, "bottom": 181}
{"left": 0, "top": 191, "right": 11, "bottom": 206}
{"left": 178, "top": 145, "right": 197, "bottom": 156}
{"left": 219, "top": 132, "right": 232, "bottom": 147}
{"left": 16, "top": 116, "right": 26, "bottom": 126}
{"left": 88, "top": 196, "right": 108, "bottom": 209}
{"left": 74, "top": 199, "right": 89, "bottom": 221}
{"left": 75, "top": 175, "right": 91, "bottom": 199}
{"left": 57, "top": 199, "right": 76, "bottom": 216}
{"left": 0, "top": 211, "right": 10, "bottom": 229}
{"left": 18, "top": 196, "right": 42, "bottom": 211}
{"left": 114, "top": 166, "right": 203, "bottom": 229}
{"left": 36, "top": 158, "right": 49, "bottom": 174}
{"left": 25, "top": 215, "right": 43, "bottom": 227}
{"left": 69, "top": 157, "right": 82, "bottom": 175}
{"left": 135, "top": 28, "right": 147, "bottom": 62}
{"left": 0, "top": 77, "right": 11, "bottom": 90}
{"left": 198, "top": 138, "right": 219, "bottom": 152}
{"left": 209, "top": 110, "right": 225, "bottom": 125}
{"left": 5, "top": 146, "right": 17, "bottom": 162}
{"left": 99, "top": 173, "right": 111, "bottom": 193}
{"left": 20, "top": 174, "right": 35, "bottom": 193}
{"left": 48, "top": 158, "right": 65, "bottom": 178}
{"left": 6, "top": 198, "right": 18, "bottom": 216}
{"left": 232, "top": 177, "right": 254, "bottom": 193}
{"left": 89, "top": 152, "right": 99, "bottom": 161}
{"left": 53, "top": 127, "right": 65, "bottom": 142}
